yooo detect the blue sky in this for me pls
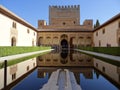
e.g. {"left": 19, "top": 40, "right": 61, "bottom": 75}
{"left": 0, "top": 0, "right": 120, "bottom": 27}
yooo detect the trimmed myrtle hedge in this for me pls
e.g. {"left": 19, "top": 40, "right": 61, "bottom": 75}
{"left": 78, "top": 47, "right": 120, "bottom": 56}
{"left": 0, "top": 46, "right": 51, "bottom": 57}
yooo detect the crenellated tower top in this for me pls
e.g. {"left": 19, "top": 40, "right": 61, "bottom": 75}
{"left": 49, "top": 5, "right": 80, "bottom": 26}
{"left": 49, "top": 5, "right": 80, "bottom": 9}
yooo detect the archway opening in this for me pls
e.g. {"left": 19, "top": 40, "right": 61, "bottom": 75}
{"left": 38, "top": 37, "right": 43, "bottom": 46}
{"left": 11, "top": 37, "right": 16, "bottom": 46}
{"left": 119, "top": 37, "right": 120, "bottom": 46}
{"left": 61, "top": 39, "right": 68, "bottom": 49}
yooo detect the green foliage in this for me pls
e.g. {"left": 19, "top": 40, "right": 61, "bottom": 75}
{"left": 0, "top": 46, "right": 51, "bottom": 57}
{"left": 78, "top": 47, "right": 120, "bottom": 56}
{"left": 94, "top": 19, "right": 100, "bottom": 28}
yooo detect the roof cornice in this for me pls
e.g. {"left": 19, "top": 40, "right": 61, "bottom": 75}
{"left": 93, "top": 13, "right": 120, "bottom": 32}
{"left": 0, "top": 5, "right": 38, "bottom": 32}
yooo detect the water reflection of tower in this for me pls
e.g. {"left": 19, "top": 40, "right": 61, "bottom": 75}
{"left": 37, "top": 68, "right": 56, "bottom": 78}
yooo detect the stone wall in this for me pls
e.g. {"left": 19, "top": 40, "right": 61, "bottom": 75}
{"left": 0, "top": 6, "right": 37, "bottom": 46}
{"left": 49, "top": 5, "right": 80, "bottom": 26}
{"left": 93, "top": 19, "right": 120, "bottom": 47}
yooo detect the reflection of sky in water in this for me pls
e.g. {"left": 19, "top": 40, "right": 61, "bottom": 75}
{"left": 5, "top": 50, "right": 120, "bottom": 90}
{"left": 12, "top": 68, "right": 119, "bottom": 90}
{"left": 80, "top": 70, "right": 117, "bottom": 90}
{"left": 12, "top": 69, "right": 48, "bottom": 90}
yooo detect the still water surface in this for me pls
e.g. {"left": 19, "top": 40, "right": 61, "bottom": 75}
{"left": 0, "top": 50, "right": 120, "bottom": 90}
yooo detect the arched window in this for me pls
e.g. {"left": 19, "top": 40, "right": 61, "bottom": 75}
{"left": 73, "top": 21, "right": 76, "bottom": 24}
{"left": 63, "top": 22, "right": 66, "bottom": 25}
{"left": 27, "top": 29, "right": 30, "bottom": 34}
{"left": 12, "top": 22, "right": 17, "bottom": 29}
{"left": 11, "top": 37, "right": 16, "bottom": 46}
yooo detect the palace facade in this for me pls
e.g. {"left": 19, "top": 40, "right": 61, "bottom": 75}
{"left": 93, "top": 14, "right": 120, "bottom": 47}
{"left": 0, "top": 5, "right": 120, "bottom": 48}
{"left": 37, "top": 5, "right": 93, "bottom": 49}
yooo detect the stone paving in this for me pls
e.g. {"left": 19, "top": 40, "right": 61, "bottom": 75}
{"left": 0, "top": 49, "right": 53, "bottom": 63}
{"left": 75, "top": 49, "right": 120, "bottom": 62}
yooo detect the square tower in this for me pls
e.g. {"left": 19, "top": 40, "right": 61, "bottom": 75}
{"left": 49, "top": 5, "right": 80, "bottom": 26}
{"left": 38, "top": 20, "right": 47, "bottom": 29}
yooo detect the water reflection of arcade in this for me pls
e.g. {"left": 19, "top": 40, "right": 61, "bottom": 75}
{"left": 37, "top": 50, "right": 93, "bottom": 67}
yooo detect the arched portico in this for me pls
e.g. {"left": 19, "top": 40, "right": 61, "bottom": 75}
{"left": 37, "top": 33, "right": 93, "bottom": 49}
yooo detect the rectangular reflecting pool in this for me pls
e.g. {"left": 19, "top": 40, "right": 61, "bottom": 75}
{"left": 0, "top": 50, "right": 120, "bottom": 90}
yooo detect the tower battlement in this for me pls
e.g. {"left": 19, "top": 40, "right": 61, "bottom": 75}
{"left": 49, "top": 5, "right": 80, "bottom": 26}
{"left": 49, "top": 5, "right": 80, "bottom": 9}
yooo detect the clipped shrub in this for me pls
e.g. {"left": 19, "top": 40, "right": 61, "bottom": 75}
{"left": 78, "top": 47, "right": 120, "bottom": 56}
{"left": 0, "top": 46, "right": 51, "bottom": 57}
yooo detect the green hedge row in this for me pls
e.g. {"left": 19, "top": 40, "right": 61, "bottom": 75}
{"left": 78, "top": 47, "right": 120, "bottom": 56}
{"left": 0, "top": 46, "right": 51, "bottom": 57}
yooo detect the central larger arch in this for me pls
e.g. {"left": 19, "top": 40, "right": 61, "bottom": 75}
{"left": 61, "top": 39, "right": 68, "bottom": 49}
{"left": 60, "top": 34, "right": 68, "bottom": 49}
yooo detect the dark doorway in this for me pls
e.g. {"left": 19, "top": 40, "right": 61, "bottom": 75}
{"left": 61, "top": 39, "right": 68, "bottom": 49}
{"left": 11, "top": 37, "right": 16, "bottom": 46}
{"left": 119, "top": 37, "right": 120, "bottom": 47}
